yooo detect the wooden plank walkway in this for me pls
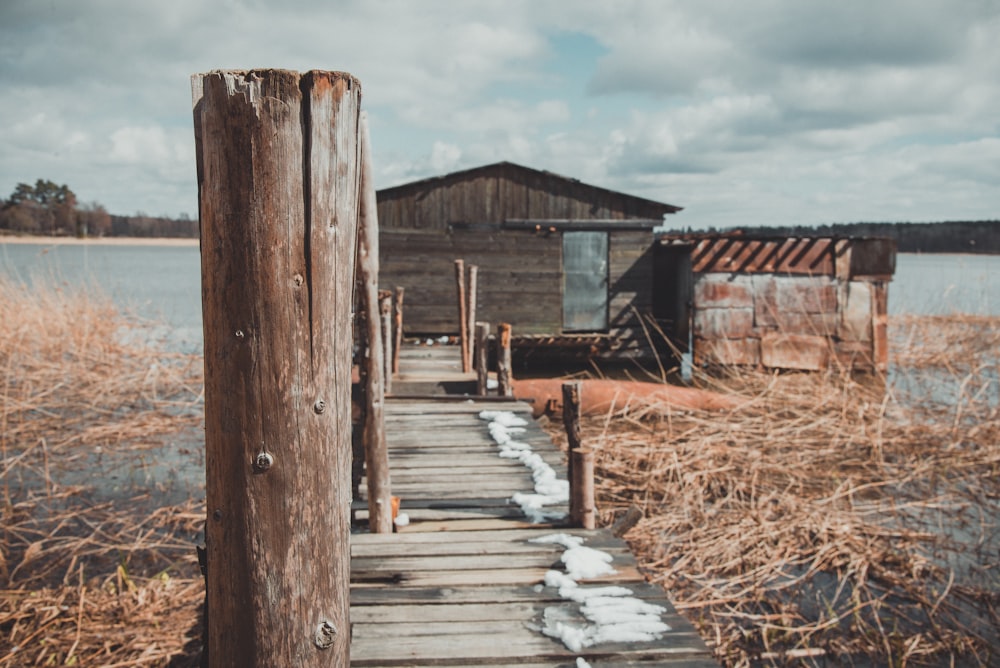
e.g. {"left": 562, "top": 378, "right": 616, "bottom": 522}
{"left": 392, "top": 343, "right": 477, "bottom": 395}
{"left": 350, "top": 346, "right": 716, "bottom": 666}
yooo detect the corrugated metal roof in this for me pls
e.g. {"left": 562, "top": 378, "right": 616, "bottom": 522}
{"left": 658, "top": 234, "right": 896, "bottom": 277}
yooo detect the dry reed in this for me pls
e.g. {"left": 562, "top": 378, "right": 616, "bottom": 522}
{"left": 1, "top": 277, "right": 205, "bottom": 666}
{"left": 545, "top": 314, "right": 999, "bottom": 666}
{"left": 4, "top": 272, "right": 998, "bottom": 666}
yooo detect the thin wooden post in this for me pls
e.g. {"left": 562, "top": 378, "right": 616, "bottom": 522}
{"left": 571, "top": 448, "right": 596, "bottom": 530}
{"left": 496, "top": 322, "right": 512, "bottom": 397}
{"left": 358, "top": 114, "right": 393, "bottom": 535}
{"left": 475, "top": 321, "right": 489, "bottom": 395}
{"left": 562, "top": 381, "right": 582, "bottom": 498}
{"left": 193, "top": 69, "right": 360, "bottom": 666}
{"left": 466, "top": 265, "right": 478, "bottom": 372}
{"left": 392, "top": 286, "right": 404, "bottom": 375}
{"left": 379, "top": 290, "right": 393, "bottom": 396}
{"left": 454, "top": 259, "right": 469, "bottom": 372}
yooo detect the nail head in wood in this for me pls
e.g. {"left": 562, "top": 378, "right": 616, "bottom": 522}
{"left": 254, "top": 452, "right": 274, "bottom": 472}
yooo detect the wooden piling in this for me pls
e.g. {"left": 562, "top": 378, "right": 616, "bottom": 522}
{"left": 562, "top": 381, "right": 595, "bottom": 529}
{"left": 496, "top": 322, "right": 512, "bottom": 397}
{"left": 562, "top": 381, "right": 582, "bottom": 497}
{"left": 466, "top": 265, "right": 478, "bottom": 372}
{"left": 358, "top": 113, "right": 393, "bottom": 535}
{"left": 454, "top": 259, "right": 469, "bottom": 372}
{"left": 570, "top": 448, "right": 596, "bottom": 530}
{"left": 392, "top": 286, "right": 404, "bottom": 375}
{"left": 474, "top": 321, "right": 489, "bottom": 396}
{"left": 379, "top": 290, "right": 393, "bottom": 396}
{"left": 193, "top": 69, "right": 359, "bottom": 666}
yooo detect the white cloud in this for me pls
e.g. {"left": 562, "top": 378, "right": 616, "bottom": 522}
{"left": 429, "top": 141, "right": 462, "bottom": 173}
{"left": 110, "top": 126, "right": 173, "bottom": 165}
{"left": 0, "top": 0, "right": 996, "bottom": 226}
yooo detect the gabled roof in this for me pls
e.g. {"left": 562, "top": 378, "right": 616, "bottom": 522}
{"left": 377, "top": 161, "right": 682, "bottom": 216}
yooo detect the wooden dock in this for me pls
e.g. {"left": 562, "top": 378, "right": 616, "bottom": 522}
{"left": 349, "top": 346, "right": 716, "bottom": 666}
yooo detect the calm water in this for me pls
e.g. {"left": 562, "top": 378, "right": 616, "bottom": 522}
{"left": 890, "top": 253, "right": 999, "bottom": 315}
{"left": 0, "top": 241, "right": 203, "bottom": 352}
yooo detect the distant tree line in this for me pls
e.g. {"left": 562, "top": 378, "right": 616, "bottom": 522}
{"left": 677, "top": 220, "right": 1000, "bottom": 254}
{"left": 3, "top": 178, "right": 996, "bottom": 251}
{"left": 0, "top": 179, "right": 197, "bottom": 238}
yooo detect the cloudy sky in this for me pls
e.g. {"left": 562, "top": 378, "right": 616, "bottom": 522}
{"left": 1, "top": 0, "right": 998, "bottom": 229}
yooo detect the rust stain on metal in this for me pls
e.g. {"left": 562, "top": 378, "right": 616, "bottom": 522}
{"left": 760, "top": 333, "right": 829, "bottom": 371}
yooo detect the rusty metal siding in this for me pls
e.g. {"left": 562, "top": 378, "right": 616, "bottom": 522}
{"left": 760, "top": 333, "right": 829, "bottom": 371}
{"left": 693, "top": 337, "right": 760, "bottom": 366}
{"left": 694, "top": 274, "right": 754, "bottom": 308}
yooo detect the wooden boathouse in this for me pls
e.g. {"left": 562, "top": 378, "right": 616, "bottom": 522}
{"left": 377, "top": 162, "right": 682, "bottom": 363}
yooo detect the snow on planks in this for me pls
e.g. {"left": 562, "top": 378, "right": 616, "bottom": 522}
{"left": 350, "top": 396, "right": 716, "bottom": 666}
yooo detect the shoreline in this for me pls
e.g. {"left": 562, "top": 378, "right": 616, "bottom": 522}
{"left": 0, "top": 235, "right": 199, "bottom": 247}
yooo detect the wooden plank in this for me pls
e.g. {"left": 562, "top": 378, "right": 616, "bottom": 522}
{"left": 350, "top": 631, "right": 710, "bottom": 666}
{"left": 349, "top": 382, "right": 715, "bottom": 667}
{"left": 350, "top": 581, "right": 684, "bottom": 607}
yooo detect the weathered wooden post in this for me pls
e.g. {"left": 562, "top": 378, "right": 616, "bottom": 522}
{"left": 379, "top": 290, "right": 393, "bottom": 395}
{"left": 563, "top": 381, "right": 594, "bottom": 528}
{"left": 466, "top": 264, "right": 478, "bottom": 372}
{"left": 571, "top": 448, "right": 596, "bottom": 530}
{"left": 357, "top": 113, "right": 393, "bottom": 535}
{"left": 392, "top": 286, "right": 404, "bottom": 375}
{"left": 496, "top": 322, "right": 513, "bottom": 397}
{"left": 193, "top": 69, "right": 360, "bottom": 666}
{"left": 475, "top": 321, "right": 489, "bottom": 396}
{"left": 454, "top": 259, "right": 469, "bottom": 372}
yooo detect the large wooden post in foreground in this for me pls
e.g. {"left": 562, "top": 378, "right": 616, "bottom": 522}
{"left": 193, "top": 69, "right": 360, "bottom": 666}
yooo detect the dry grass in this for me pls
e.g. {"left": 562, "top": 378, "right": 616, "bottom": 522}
{"left": 545, "top": 314, "right": 1000, "bottom": 667}
{"left": 4, "top": 273, "right": 999, "bottom": 667}
{"left": 0, "top": 277, "right": 205, "bottom": 666}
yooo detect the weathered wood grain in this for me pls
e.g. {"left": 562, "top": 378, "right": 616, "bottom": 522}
{"left": 195, "top": 68, "right": 360, "bottom": 667}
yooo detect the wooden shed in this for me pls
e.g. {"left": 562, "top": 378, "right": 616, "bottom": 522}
{"left": 376, "top": 162, "right": 681, "bottom": 362}
{"left": 654, "top": 235, "right": 897, "bottom": 372}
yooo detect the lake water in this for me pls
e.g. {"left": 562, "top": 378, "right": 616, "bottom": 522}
{"left": 890, "top": 253, "right": 999, "bottom": 315}
{"left": 0, "top": 241, "right": 203, "bottom": 353}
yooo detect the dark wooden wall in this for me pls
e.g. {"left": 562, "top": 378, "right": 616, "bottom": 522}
{"left": 380, "top": 228, "right": 562, "bottom": 335}
{"left": 379, "top": 228, "right": 657, "bottom": 348}
{"left": 377, "top": 163, "right": 676, "bottom": 231}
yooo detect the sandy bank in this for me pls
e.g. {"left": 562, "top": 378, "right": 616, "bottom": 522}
{"left": 0, "top": 235, "right": 199, "bottom": 247}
